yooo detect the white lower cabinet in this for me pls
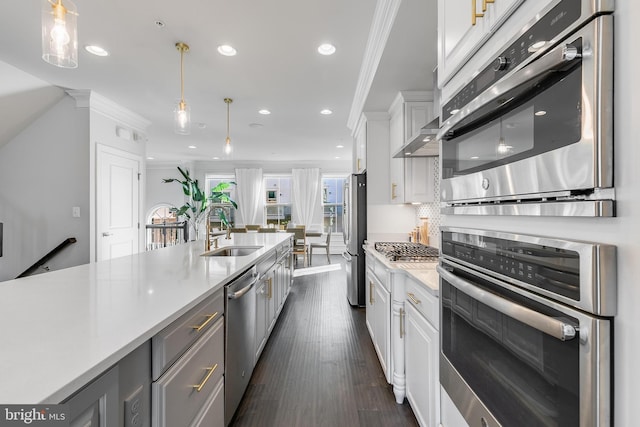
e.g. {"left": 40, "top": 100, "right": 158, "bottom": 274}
{"left": 405, "top": 302, "right": 439, "bottom": 427}
{"left": 366, "top": 258, "right": 391, "bottom": 383}
{"left": 403, "top": 274, "right": 440, "bottom": 427}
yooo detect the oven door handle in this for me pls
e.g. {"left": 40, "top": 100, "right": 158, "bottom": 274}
{"left": 438, "top": 40, "right": 581, "bottom": 140}
{"left": 437, "top": 265, "right": 577, "bottom": 341}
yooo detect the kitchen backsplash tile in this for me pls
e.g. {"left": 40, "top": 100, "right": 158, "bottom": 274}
{"left": 416, "top": 158, "right": 441, "bottom": 247}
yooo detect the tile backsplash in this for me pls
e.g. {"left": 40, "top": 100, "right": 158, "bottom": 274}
{"left": 415, "top": 157, "right": 441, "bottom": 247}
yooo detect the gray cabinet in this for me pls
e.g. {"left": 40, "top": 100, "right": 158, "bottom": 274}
{"left": 152, "top": 319, "right": 224, "bottom": 427}
{"left": 65, "top": 366, "right": 119, "bottom": 427}
{"left": 151, "top": 289, "right": 225, "bottom": 427}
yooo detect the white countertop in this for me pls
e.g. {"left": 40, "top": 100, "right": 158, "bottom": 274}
{"left": 363, "top": 244, "right": 439, "bottom": 295}
{"left": 0, "top": 233, "right": 290, "bottom": 404}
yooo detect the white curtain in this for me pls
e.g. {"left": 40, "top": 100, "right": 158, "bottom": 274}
{"left": 234, "top": 168, "right": 264, "bottom": 226}
{"left": 291, "top": 168, "right": 323, "bottom": 230}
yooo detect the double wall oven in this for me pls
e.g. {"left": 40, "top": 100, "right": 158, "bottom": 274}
{"left": 439, "top": 0, "right": 614, "bottom": 217}
{"left": 435, "top": 1, "right": 617, "bottom": 426}
{"left": 438, "top": 227, "right": 616, "bottom": 427}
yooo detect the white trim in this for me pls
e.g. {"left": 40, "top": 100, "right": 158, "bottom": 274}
{"left": 89, "top": 92, "right": 151, "bottom": 133}
{"left": 347, "top": 0, "right": 402, "bottom": 132}
{"left": 66, "top": 89, "right": 90, "bottom": 107}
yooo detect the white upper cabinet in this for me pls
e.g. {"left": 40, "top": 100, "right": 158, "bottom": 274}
{"left": 438, "top": 0, "right": 526, "bottom": 87}
{"left": 388, "top": 92, "right": 436, "bottom": 204}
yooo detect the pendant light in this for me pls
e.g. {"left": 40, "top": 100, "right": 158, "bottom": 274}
{"left": 224, "top": 98, "right": 233, "bottom": 155}
{"left": 174, "top": 42, "right": 191, "bottom": 135}
{"left": 41, "top": 0, "right": 78, "bottom": 68}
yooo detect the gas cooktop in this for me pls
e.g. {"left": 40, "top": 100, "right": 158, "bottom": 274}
{"left": 374, "top": 242, "right": 440, "bottom": 262}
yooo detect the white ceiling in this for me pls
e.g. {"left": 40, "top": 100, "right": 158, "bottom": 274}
{"left": 0, "top": 0, "right": 436, "bottom": 165}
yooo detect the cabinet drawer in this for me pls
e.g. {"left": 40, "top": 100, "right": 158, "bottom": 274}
{"left": 190, "top": 376, "right": 224, "bottom": 427}
{"left": 152, "top": 317, "right": 224, "bottom": 427}
{"left": 405, "top": 276, "right": 439, "bottom": 330}
{"left": 152, "top": 290, "right": 224, "bottom": 379}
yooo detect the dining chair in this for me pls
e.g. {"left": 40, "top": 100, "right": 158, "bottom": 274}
{"left": 257, "top": 228, "right": 276, "bottom": 233}
{"left": 291, "top": 226, "right": 307, "bottom": 267}
{"left": 308, "top": 228, "right": 331, "bottom": 265}
{"left": 246, "top": 224, "right": 261, "bottom": 231}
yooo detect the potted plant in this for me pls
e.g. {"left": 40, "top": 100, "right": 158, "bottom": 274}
{"left": 163, "top": 167, "right": 237, "bottom": 240}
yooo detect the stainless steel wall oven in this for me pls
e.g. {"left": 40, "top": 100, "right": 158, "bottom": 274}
{"left": 439, "top": 0, "right": 614, "bottom": 216}
{"left": 437, "top": 227, "right": 616, "bottom": 427}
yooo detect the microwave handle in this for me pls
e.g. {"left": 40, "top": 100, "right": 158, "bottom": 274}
{"left": 436, "top": 265, "right": 577, "bottom": 341}
{"left": 438, "top": 41, "right": 581, "bottom": 140}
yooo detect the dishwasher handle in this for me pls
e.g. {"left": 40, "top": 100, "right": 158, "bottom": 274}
{"left": 227, "top": 277, "right": 258, "bottom": 299}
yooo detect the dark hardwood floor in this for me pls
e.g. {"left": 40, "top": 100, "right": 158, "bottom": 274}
{"left": 230, "top": 255, "right": 418, "bottom": 427}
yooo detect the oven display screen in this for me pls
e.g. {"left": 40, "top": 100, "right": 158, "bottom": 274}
{"left": 441, "top": 274, "right": 580, "bottom": 427}
{"left": 442, "top": 231, "right": 580, "bottom": 301}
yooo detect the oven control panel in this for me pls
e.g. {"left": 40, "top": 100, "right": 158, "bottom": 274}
{"left": 442, "top": 0, "right": 581, "bottom": 121}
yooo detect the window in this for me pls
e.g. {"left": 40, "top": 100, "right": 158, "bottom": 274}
{"left": 206, "top": 174, "right": 237, "bottom": 229}
{"left": 322, "top": 176, "right": 346, "bottom": 234}
{"left": 264, "top": 175, "right": 291, "bottom": 228}
{"left": 145, "top": 204, "right": 185, "bottom": 250}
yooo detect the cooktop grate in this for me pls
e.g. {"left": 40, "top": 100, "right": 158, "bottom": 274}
{"left": 374, "top": 242, "right": 440, "bottom": 262}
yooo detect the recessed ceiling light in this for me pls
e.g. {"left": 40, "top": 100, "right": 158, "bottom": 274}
{"left": 85, "top": 45, "right": 109, "bottom": 56}
{"left": 317, "top": 43, "right": 336, "bottom": 55}
{"left": 335, "top": 156, "right": 341, "bottom": 159}
{"left": 154, "top": 20, "right": 165, "bottom": 28}
{"left": 147, "top": 156, "right": 155, "bottom": 160}
{"left": 336, "top": 145, "right": 344, "bottom": 148}
{"left": 212, "top": 156, "right": 220, "bottom": 160}
{"left": 258, "top": 109, "right": 271, "bottom": 115}
{"left": 197, "top": 122, "right": 207, "bottom": 129}
{"left": 188, "top": 145, "right": 197, "bottom": 149}
{"left": 320, "top": 109, "right": 333, "bottom": 115}
{"left": 217, "top": 45, "right": 237, "bottom": 56}
{"left": 535, "top": 110, "right": 547, "bottom": 116}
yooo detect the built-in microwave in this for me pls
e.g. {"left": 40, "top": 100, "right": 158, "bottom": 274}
{"left": 438, "top": 0, "right": 614, "bottom": 217}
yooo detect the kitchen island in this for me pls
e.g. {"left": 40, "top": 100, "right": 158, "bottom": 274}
{"left": 0, "top": 232, "right": 292, "bottom": 406}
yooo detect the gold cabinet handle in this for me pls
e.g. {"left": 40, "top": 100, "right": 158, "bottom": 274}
{"left": 193, "top": 363, "right": 218, "bottom": 392}
{"left": 369, "top": 281, "right": 374, "bottom": 305}
{"left": 482, "top": 0, "right": 494, "bottom": 12}
{"left": 407, "top": 293, "right": 421, "bottom": 305}
{"left": 472, "top": 0, "right": 484, "bottom": 25}
{"left": 268, "top": 277, "right": 273, "bottom": 299}
{"left": 191, "top": 312, "right": 219, "bottom": 332}
{"left": 391, "top": 183, "right": 397, "bottom": 200}
{"left": 399, "top": 307, "right": 405, "bottom": 338}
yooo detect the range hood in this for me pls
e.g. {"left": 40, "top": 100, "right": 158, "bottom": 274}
{"left": 392, "top": 117, "right": 440, "bottom": 158}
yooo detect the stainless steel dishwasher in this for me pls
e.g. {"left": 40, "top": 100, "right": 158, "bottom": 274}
{"left": 225, "top": 266, "right": 258, "bottom": 426}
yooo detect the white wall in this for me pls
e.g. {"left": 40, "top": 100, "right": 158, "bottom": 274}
{"left": 0, "top": 95, "right": 90, "bottom": 281}
{"left": 441, "top": 4, "right": 640, "bottom": 425}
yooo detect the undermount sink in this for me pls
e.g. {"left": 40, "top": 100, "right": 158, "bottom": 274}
{"left": 201, "top": 246, "right": 263, "bottom": 257}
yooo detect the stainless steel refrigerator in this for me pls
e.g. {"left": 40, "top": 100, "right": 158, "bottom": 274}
{"left": 342, "top": 173, "right": 366, "bottom": 306}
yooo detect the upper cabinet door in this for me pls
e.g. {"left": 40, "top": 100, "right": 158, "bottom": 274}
{"left": 438, "top": 0, "right": 488, "bottom": 87}
{"left": 438, "top": 0, "right": 527, "bottom": 88}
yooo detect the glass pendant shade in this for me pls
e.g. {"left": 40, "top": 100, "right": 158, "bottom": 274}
{"left": 224, "top": 137, "right": 233, "bottom": 155}
{"left": 174, "top": 42, "right": 191, "bottom": 135}
{"left": 174, "top": 100, "right": 191, "bottom": 135}
{"left": 223, "top": 98, "right": 233, "bottom": 155}
{"left": 41, "top": 0, "right": 78, "bottom": 68}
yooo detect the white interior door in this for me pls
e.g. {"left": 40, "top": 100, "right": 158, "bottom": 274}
{"left": 97, "top": 146, "right": 140, "bottom": 261}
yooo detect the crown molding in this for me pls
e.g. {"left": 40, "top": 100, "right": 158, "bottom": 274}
{"left": 347, "top": 0, "right": 402, "bottom": 132}
{"left": 87, "top": 91, "right": 152, "bottom": 132}
{"left": 66, "top": 89, "right": 90, "bottom": 108}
